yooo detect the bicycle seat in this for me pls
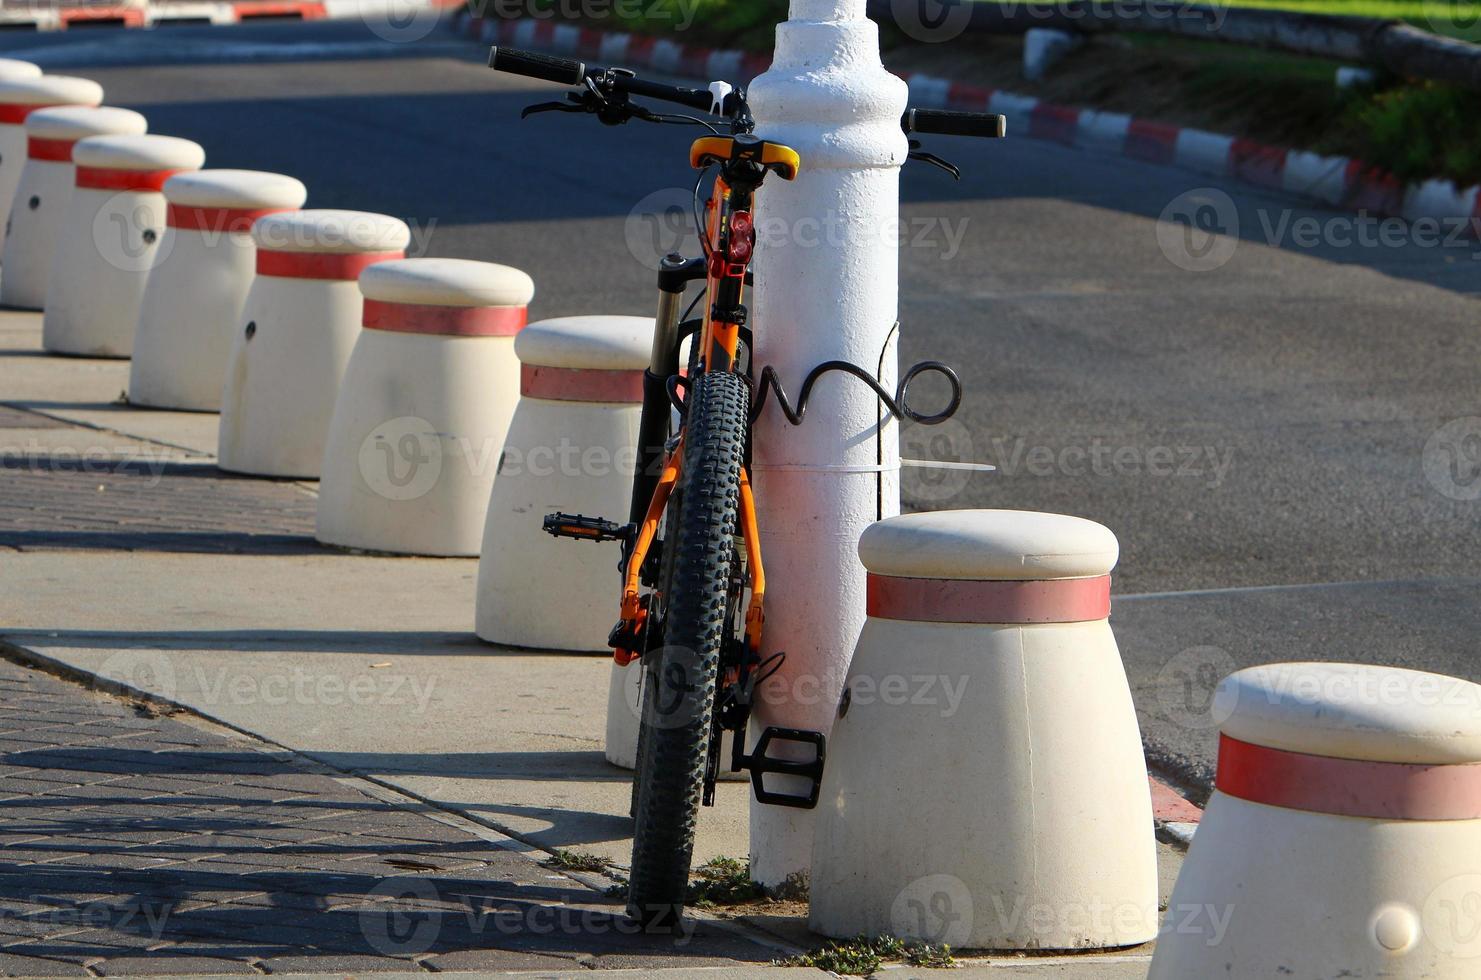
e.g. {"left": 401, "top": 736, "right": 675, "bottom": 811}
{"left": 689, "top": 135, "right": 800, "bottom": 180}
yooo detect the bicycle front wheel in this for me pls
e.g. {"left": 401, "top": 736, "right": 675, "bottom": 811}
{"left": 627, "top": 369, "right": 749, "bottom": 930}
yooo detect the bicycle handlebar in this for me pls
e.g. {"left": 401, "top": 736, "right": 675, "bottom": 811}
{"left": 902, "top": 108, "right": 1007, "bottom": 139}
{"left": 489, "top": 45, "right": 734, "bottom": 114}
{"left": 488, "top": 46, "right": 587, "bottom": 86}
{"left": 489, "top": 46, "right": 1008, "bottom": 140}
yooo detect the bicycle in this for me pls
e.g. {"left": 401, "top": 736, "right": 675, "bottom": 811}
{"left": 487, "top": 45, "right": 1005, "bottom": 929}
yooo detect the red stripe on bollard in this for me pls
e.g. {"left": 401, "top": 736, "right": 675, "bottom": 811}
{"left": 167, "top": 204, "right": 293, "bottom": 235}
{"left": 0, "top": 104, "right": 57, "bottom": 125}
{"left": 866, "top": 573, "right": 1111, "bottom": 624}
{"left": 257, "top": 249, "right": 404, "bottom": 280}
{"left": 362, "top": 298, "right": 527, "bottom": 337}
{"left": 520, "top": 364, "right": 645, "bottom": 403}
{"left": 1124, "top": 119, "right": 1180, "bottom": 166}
{"left": 1216, "top": 734, "right": 1481, "bottom": 821}
{"left": 27, "top": 137, "right": 76, "bottom": 162}
{"left": 75, "top": 166, "right": 183, "bottom": 192}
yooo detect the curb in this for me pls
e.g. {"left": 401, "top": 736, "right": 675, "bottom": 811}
{"left": 0, "top": 0, "right": 460, "bottom": 32}
{"left": 455, "top": 9, "right": 1481, "bottom": 236}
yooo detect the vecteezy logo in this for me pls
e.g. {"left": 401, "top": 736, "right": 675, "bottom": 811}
{"left": 360, "top": 0, "right": 444, "bottom": 42}
{"left": 1156, "top": 646, "right": 1238, "bottom": 731}
{"left": 1424, "top": 874, "right": 1481, "bottom": 957}
{"left": 96, "top": 650, "right": 179, "bottom": 702}
{"left": 1422, "top": 417, "right": 1481, "bottom": 502}
{"left": 1156, "top": 188, "right": 1239, "bottom": 272}
{"left": 91, "top": 194, "right": 172, "bottom": 273}
{"left": 358, "top": 416, "right": 443, "bottom": 501}
{"left": 890, "top": 0, "right": 973, "bottom": 43}
{"left": 360, "top": 877, "right": 442, "bottom": 956}
{"left": 1421, "top": 0, "right": 1481, "bottom": 41}
{"left": 890, "top": 874, "right": 973, "bottom": 946}
{"left": 625, "top": 187, "right": 696, "bottom": 270}
{"left": 901, "top": 417, "right": 975, "bottom": 502}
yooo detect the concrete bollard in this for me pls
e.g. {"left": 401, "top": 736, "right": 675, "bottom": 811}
{"left": 474, "top": 314, "right": 653, "bottom": 651}
{"left": 0, "top": 106, "right": 147, "bottom": 310}
{"left": 1149, "top": 661, "right": 1481, "bottom": 979}
{"left": 218, "top": 209, "right": 410, "bottom": 477}
{"left": 0, "top": 74, "right": 99, "bottom": 246}
{"left": 810, "top": 509, "right": 1159, "bottom": 949}
{"left": 41, "top": 134, "right": 204, "bottom": 358}
{"left": 0, "top": 60, "right": 40, "bottom": 83}
{"left": 129, "top": 169, "right": 307, "bottom": 410}
{"left": 316, "top": 258, "right": 534, "bottom": 557}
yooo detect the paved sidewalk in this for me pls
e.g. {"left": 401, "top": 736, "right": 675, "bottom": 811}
{"left": 0, "top": 309, "right": 1173, "bottom": 977}
{"left": 0, "top": 657, "right": 788, "bottom": 977}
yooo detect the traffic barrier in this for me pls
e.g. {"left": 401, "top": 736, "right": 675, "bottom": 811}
{"left": 1149, "top": 661, "right": 1481, "bottom": 979}
{"left": 218, "top": 209, "right": 410, "bottom": 477}
{"left": 316, "top": 258, "right": 534, "bottom": 556}
{"left": 0, "top": 106, "right": 147, "bottom": 310}
{"left": 129, "top": 169, "right": 307, "bottom": 410}
{"left": 41, "top": 134, "right": 204, "bottom": 358}
{"left": 810, "top": 509, "right": 1158, "bottom": 949}
{"left": 0, "top": 75, "right": 101, "bottom": 245}
{"left": 474, "top": 314, "right": 653, "bottom": 651}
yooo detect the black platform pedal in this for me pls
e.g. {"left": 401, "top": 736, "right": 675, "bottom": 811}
{"left": 542, "top": 513, "right": 631, "bottom": 543}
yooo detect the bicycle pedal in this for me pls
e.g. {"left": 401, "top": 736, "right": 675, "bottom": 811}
{"left": 543, "top": 512, "right": 631, "bottom": 543}
{"left": 739, "top": 727, "right": 826, "bottom": 810}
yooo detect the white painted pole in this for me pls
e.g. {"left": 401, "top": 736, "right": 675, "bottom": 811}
{"left": 746, "top": 0, "right": 909, "bottom": 889}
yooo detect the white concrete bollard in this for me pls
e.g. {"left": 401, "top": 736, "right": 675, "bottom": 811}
{"left": 316, "top": 258, "right": 534, "bottom": 557}
{"left": 1149, "top": 661, "right": 1481, "bottom": 979}
{"left": 0, "top": 74, "right": 98, "bottom": 247}
{"left": 218, "top": 209, "right": 409, "bottom": 477}
{"left": 810, "top": 509, "right": 1159, "bottom": 949}
{"left": 0, "top": 106, "right": 147, "bottom": 310}
{"left": 0, "top": 60, "right": 40, "bottom": 83}
{"left": 746, "top": 0, "right": 910, "bottom": 887}
{"left": 41, "top": 134, "right": 204, "bottom": 358}
{"left": 129, "top": 169, "right": 307, "bottom": 410}
{"left": 474, "top": 314, "right": 653, "bottom": 651}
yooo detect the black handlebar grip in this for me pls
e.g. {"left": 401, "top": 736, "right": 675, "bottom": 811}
{"left": 903, "top": 108, "right": 1007, "bottom": 139}
{"left": 488, "top": 46, "right": 587, "bottom": 86}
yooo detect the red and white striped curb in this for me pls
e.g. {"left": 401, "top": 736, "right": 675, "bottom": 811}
{"left": 1150, "top": 775, "right": 1202, "bottom": 845}
{"left": 457, "top": 9, "right": 1481, "bottom": 233}
{"left": 0, "top": 0, "right": 458, "bottom": 31}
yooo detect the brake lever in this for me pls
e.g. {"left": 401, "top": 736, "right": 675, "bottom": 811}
{"left": 907, "top": 139, "right": 961, "bottom": 180}
{"left": 520, "top": 99, "right": 584, "bottom": 119}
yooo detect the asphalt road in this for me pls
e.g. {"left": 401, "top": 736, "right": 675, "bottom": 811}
{"left": 5, "top": 19, "right": 1478, "bottom": 788}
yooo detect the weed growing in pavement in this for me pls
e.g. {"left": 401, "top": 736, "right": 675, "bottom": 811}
{"left": 687, "top": 856, "right": 768, "bottom": 907}
{"left": 778, "top": 935, "right": 958, "bottom": 974}
{"left": 543, "top": 849, "right": 612, "bottom": 873}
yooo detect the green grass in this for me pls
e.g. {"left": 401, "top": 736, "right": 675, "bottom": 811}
{"left": 686, "top": 856, "right": 770, "bottom": 907}
{"left": 543, "top": 849, "right": 612, "bottom": 873}
{"left": 778, "top": 936, "right": 958, "bottom": 975}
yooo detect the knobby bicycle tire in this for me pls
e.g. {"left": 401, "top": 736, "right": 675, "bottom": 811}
{"left": 627, "top": 369, "right": 749, "bottom": 930}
